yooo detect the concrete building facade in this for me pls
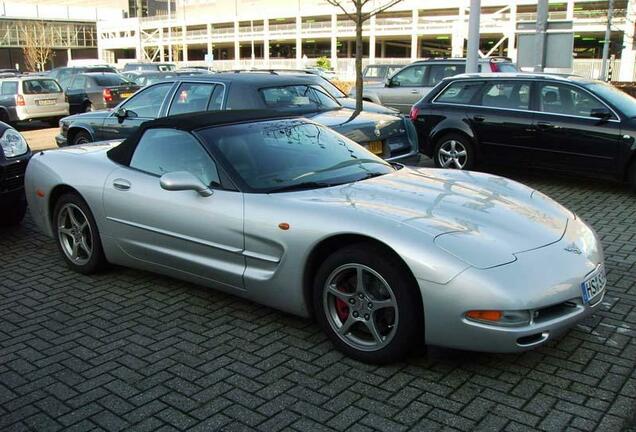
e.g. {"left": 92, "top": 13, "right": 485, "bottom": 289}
{"left": 95, "top": 0, "right": 634, "bottom": 80}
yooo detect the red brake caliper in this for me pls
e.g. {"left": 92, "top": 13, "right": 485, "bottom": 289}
{"left": 335, "top": 298, "right": 350, "bottom": 322}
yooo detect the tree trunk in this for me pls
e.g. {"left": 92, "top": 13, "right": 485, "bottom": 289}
{"left": 355, "top": 1, "right": 363, "bottom": 112}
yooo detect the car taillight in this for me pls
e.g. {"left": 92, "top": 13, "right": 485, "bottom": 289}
{"left": 409, "top": 106, "right": 420, "bottom": 122}
{"left": 490, "top": 62, "right": 498, "bottom": 72}
{"left": 103, "top": 88, "right": 113, "bottom": 103}
{"left": 16, "top": 95, "right": 25, "bottom": 106}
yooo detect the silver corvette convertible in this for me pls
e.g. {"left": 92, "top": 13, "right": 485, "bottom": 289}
{"left": 25, "top": 110, "right": 607, "bottom": 363}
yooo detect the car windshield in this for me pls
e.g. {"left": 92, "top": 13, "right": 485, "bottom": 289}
{"left": 259, "top": 85, "right": 341, "bottom": 111}
{"left": 495, "top": 63, "right": 517, "bottom": 72}
{"left": 586, "top": 81, "right": 636, "bottom": 117}
{"left": 197, "top": 118, "right": 394, "bottom": 193}
{"left": 92, "top": 75, "right": 131, "bottom": 86}
{"left": 315, "top": 78, "right": 346, "bottom": 98}
{"left": 22, "top": 79, "right": 62, "bottom": 94}
{"left": 364, "top": 66, "right": 386, "bottom": 78}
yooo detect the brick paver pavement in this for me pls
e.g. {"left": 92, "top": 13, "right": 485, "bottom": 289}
{"left": 1, "top": 163, "right": 635, "bottom": 432}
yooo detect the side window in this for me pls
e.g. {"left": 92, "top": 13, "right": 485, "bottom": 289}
{"left": 69, "top": 75, "right": 86, "bottom": 90}
{"left": 539, "top": 83, "right": 608, "bottom": 118}
{"left": 1, "top": 82, "right": 18, "bottom": 95}
{"left": 478, "top": 81, "right": 531, "bottom": 110}
{"left": 391, "top": 65, "right": 426, "bottom": 87}
{"left": 427, "top": 64, "right": 465, "bottom": 87}
{"left": 435, "top": 81, "right": 483, "bottom": 105}
{"left": 130, "top": 128, "right": 220, "bottom": 186}
{"left": 169, "top": 82, "right": 216, "bottom": 116}
{"left": 208, "top": 85, "right": 224, "bottom": 110}
{"left": 123, "top": 83, "right": 172, "bottom": 118}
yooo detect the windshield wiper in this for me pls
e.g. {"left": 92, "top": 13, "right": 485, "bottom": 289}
{"left": 355, "top": 172, "right": 386, "bottom": 182}
{"left": 268, "top": 181, "right": 338, "bottom": 193}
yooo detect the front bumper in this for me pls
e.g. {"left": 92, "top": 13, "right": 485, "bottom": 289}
{"left": 55, "top": 134, "right": 68, "bottom": 147}
{"left": 16, "top": 105, "right": 69, "bottom": 121}
{"left": 418, "top": 216, "right": 605, "bottom": 353}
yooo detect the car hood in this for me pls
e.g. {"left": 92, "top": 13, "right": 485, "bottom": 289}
{"left": 306, "top": 108, "right": 405, "bottom": 141}
{"left": 284, "top": 167, "right": 571, "bottom": 269}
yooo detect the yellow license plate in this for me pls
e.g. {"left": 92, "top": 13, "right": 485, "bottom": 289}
{"left": 121, "top": 93, "right": 133, "bottom": 98}
{"left": 367, "top": 140, "right": 383, "bottom": 155}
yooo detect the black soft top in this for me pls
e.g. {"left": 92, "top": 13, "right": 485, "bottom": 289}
{"left": 107, "top": 109, "right": 302, "bottom": 166}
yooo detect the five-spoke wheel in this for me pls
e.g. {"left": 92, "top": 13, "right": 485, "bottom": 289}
{"left": 324, "top": 264, "right": 399, "bottom": 352}
{"left": 57, "top": 203, "right": 93, "bottom": 266}
{"left": 314, "top": 243, "right": 423, "bottom": 364}
{"left": 434, "top": 133, "right": 474, "bottom": 170}
{"left": 53, "top": 193, "right": 106, "bottom": 274}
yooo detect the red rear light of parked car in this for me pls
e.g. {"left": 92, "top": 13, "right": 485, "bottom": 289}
{"left": 490, "top": 62, "right": 498, "bottom": 72}
{"left": 16, "top": 95, "right": 25, "bottom": 106}
{"left": 103, "top": 88, "right": 113, "bottom": 103}
{"left": 409, "top": 106, "right": 420, "bottom": 122}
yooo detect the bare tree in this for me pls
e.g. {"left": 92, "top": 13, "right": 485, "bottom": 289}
{"left": 21, "top": 21, "right": 53, "bottom": 72}
{"left": 325, "top": 0, "right": 403, "bottom": 111}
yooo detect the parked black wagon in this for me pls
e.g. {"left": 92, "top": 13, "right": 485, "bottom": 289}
{"left": 410, "top": 73, "right": 636, "bottom": 190}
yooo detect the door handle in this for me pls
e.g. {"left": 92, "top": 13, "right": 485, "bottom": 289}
{"left": 473, "top": 115, "right": 485, "bottom": 122}
{"left": 112, "top": 179, "right": 131, "bottom": 191}
{"left": 536, "top": 121, "right": 556, "bottom": 129}
{"left": 410, "top": 90, "right": 419, "bottom": 94}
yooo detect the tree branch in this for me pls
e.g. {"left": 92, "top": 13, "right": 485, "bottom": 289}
{"left": 362, "top": 0, "right": 403, "bottom": 21}
{"left": 325, "top": 0, "right": 359, "bottom": 24}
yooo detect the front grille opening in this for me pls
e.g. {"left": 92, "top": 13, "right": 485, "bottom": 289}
{"left": 517, "top": 333, "right": 545, "bottom": 346}
{"left": 534, "top": 301, "right": 578, "bottom": 324}
{"left": 0, "top": 160, "right": 27, "bottom": 192}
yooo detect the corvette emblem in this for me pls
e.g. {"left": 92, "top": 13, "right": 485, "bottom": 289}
{"left": 564, "top": 245, "right": 582, "bottom": 255}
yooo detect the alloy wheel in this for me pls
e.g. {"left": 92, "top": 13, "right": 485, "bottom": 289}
{"left": 438, "top": 139, "right": 468, "bottom": 169}
{"left": 323, "top": 264, "right": 399, "bottom": 352}
{"left": 57, "top": 203, "right": 93, "bottom": 265}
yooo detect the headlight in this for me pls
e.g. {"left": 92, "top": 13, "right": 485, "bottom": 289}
{"left": 0, "top": 128, "right": 28, "bottom": 158}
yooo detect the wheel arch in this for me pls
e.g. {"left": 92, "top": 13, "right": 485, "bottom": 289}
{"left": 48, "top": 184, "right": 83, "bottom": 225}
{"left": 66, "top": 125, "right": 94, "bottom": 145}
{"left": 303, "top": 234, "right": 423, "bottom": 321}
{"left": 430, "top": 126, "right": 479, "bottom": 158}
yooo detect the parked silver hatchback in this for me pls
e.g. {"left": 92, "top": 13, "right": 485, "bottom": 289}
{"left": 0, "top": 77, "right": 69, "bottom": 126}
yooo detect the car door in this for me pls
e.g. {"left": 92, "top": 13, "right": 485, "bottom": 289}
{"left": 65, "top": 75, "right": 87, "bottom": 114}
{"left": 100, "top": 82, "right": 174, "bottom": 141}
{"left": 466, "top": 80, "right": 537, "bottom": 164}
{"left": 379, "top": 64, "right": 428, "bottom": 113}
{"left": 531, "top": 82, "right": 622, "bottom": 174}
{"left": 102, "top": 127, "right": 245, "bottom": 290}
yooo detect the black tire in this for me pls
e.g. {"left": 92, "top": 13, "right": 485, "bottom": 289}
{"left": 83, "top": 102, "right": 93, "bottom": 113}
{"left": 628, "top": 159, "right": 636, "bottom": 193}
{"left": 72, "top": 130, "right": 92, "bottom": 146}
{"left": 0, "top": 198, "right": 27, "bottom": 226}
{"left": 47, "top": 117, "right": 61, "bottom": 127}
{"left": 313, "top": 242, "right": 423, "bottom": 364}
{"left": 433, "top": 133, "right": 475, "bottom": 170}
{"left": 52, "top": 193, "right": 107, "bottom": 274}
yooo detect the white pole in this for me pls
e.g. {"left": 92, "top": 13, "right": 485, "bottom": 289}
{"left": 600, "top": 0, "right": 614, "bottom": 80}
{"left": 466, "top": 0, "right": 481, "bottom": 73}
{"left": 168, "top": 0, "right": 172, "bottom": 62}
{"left": 534, "top": 0, "right": 548, "bottom": 72}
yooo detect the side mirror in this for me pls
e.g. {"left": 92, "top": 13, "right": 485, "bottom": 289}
{"left": 160, "top": 171, "right": 213, "bottom": 197}
{"left": 384, "top": 77, "right": 392, "bottom": 87}
{"left": 115, "top": 108, "right": 128, "bottom": 120}
{"left": 590, "top": 108, "right": 611, "bottom": 120}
